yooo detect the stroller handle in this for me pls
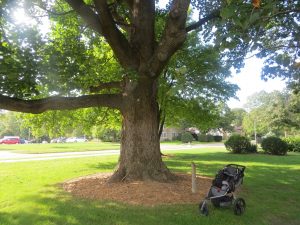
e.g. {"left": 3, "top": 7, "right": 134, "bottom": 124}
{"left": 226, "top": 164, "right": 246, "bottom": 172}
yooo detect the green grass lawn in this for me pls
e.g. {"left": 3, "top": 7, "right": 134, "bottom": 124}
{"left": 160, "top": 141, "right": 223, "bottom": 145}
{"left": 0, "top": 142, "right": 221, "bottom": 154}
{"left": 0, "top": 142, "right": 121, "bottom": 154}
{"left": 1, "top": 148, "right": 300, "bottom": 225}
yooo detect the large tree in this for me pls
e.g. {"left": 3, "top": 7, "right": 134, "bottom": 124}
{"left": 0, "top": 0, "right": 299, "bottom": 181}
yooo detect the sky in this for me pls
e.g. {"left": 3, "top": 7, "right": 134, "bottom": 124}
{"left": 12, "top": 3, "right": 286, "bottom": 109}
{"left": 226, "top": 57, "right": 286, "bottom": 108}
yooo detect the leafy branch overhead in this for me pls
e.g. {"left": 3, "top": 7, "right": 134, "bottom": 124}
{"left": 1, "top": 1, "right": 299, "bottom": 104}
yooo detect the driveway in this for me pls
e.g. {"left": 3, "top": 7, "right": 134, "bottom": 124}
{"left": 0, "top": 143, "right": 224, "bottom": 163}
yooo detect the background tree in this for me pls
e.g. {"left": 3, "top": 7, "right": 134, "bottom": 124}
{"left": 19, "top": 107, "right": 122, "bottom": 139}
{"left": 0, "top": 0, "right": 299, "bottom": 181}
{"left": 0, "top": 111, "right": 29, "bottom": 138}
{"left": 243, "top": 90, "right": 300, "bottom": 137}
{"left": 231, "top": 108, "right": 247, "bottom": 128}
{"left": 208, "top": 104, "right": 235, "bottom": 137}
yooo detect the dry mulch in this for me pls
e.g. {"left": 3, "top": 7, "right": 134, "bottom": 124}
{"left": 63, "top": 173, "right": 212, "bottom": 206}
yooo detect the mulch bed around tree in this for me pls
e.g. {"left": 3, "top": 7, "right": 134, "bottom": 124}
{"left": 63, "top": 173, "right": 213, "bottom": 206}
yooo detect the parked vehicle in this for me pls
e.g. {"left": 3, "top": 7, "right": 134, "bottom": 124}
{"left": 50, "top": 137, "right": 66, "bottom": 143}
{"left": 75, "top": 137, "right": 88, "bottom": 142}
{"left": 19, "top": 139, "right": 29, "bottom": 144}
{"left": 0, "top": 136, "right": 21, "bottom": 144}
{"left": 65, "top": 137, "right": 88, "bottom": 143}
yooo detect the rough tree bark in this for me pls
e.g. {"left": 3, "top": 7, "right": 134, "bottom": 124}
{"left": 110, "top": 77, "right": 175, "bottom": 182}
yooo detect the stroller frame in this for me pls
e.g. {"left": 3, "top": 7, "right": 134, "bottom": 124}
{"left": 199, "top": 164, "right": 246, "bottom": 216}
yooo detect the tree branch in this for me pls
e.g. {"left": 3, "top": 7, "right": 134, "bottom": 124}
{"left": 109, "top": 1, "right": 131, "bottom": 32}
{"left": 65, "top": 0, "right": 103, "bottom": 34}
{"left": 186, "top": 9, "right": 221, "bottom": 32}
{"left": 0, "top": 94, "right": 122, "bottom": 114}
{"left": 93, "top": 0, "right": 139, "bottom": 70}
{"left": 150, "top": 0, "right": 190, "bottom": 76}
{"left": 263, "top": 9, "right": 300, "bottom": 21}
{"left": 32, "top": 2, "right": 75, "bottom": 17}
{"left": 158, "top": 112, "right": 166, "bottom": 138}
{"left": 130, "top": 0, "right": 155, "bottom": 66}
{"left": 89, "top": 81, "right": 123, "bottom": 93}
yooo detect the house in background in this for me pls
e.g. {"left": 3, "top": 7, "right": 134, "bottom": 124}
{"left": 207, "top": 129, "right": 223, "bottom": 137}
{"left": 233, "top": 126, "right": 244, "bottom": 135}
{"left": 160, "top": 127, "right": 182, "bottom": 141}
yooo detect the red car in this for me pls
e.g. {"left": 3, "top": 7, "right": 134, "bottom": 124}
{"left": 0, "top": 137, "right": 20, "bottom": 144}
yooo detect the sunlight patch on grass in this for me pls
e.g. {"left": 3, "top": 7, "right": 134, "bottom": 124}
{"left": 0, "top": 142, "right": 120, "bottom": 154}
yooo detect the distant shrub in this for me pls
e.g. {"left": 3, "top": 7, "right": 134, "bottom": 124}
{"left": 248, "top": 144, "right": 258, "bottom": 153}
{"left": 206, "top": 134, "right": 214, "bottom": 142}
{"left": 181, "top": 132, "right": 194, "bottom": 143}
{"left": 213, "top": 135, "right": 223, "bottom": 142}
{"left": 199, "top": 134, "right": 215, "bottom": 142}
{"left": 198, "top": 134, "right": 207, "bottom": 142}
{"left": 261, "top": 137, "right": 288, "bottom": 155}
{"left": 282, "top": 137, "right": 300, "bottom": 152}
{"left": 172, "top": 134, "right": 181, "bottom": 141}
{"left": 224, "top": 135, "right": 254, "bottom": 154}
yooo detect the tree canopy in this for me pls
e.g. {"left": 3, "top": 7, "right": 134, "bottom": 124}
{"left": 0, "top": 0, "right": 299, "bottom": 104}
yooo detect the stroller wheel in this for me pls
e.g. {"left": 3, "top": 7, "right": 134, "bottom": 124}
{"left": 233, "top": 198, "right": 246, "bottom": 215}
{"left": 199, "top": 201, "right": 209, "bottom": 216}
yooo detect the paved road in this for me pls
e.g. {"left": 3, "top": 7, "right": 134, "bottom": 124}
{"left": 0, "top": 143, "right": 224, "bottom": 163}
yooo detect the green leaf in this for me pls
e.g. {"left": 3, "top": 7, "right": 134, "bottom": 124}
{"left": 220, "top": 7, "right": 235, "bottom": 19}
{"left": 249, "top": 12, "right": 260, "bottom": 24}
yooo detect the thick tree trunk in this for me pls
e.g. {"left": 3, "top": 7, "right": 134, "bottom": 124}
{"left": 109, "top": 77, "right": 176, "bottom": 182}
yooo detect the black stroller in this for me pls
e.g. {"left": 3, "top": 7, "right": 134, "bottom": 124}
{"left": 199, "top": 164, "right": 246, "bottom": 216}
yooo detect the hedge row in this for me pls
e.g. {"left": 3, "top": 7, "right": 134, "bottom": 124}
{"left": 224, "top": 135, "right": 295, "bottom": 156}
{"left": 180, "top": 133, "right": 223, "bottom": 143}
{"left": 198, "top": 134, "right": 222, "bottom": 142}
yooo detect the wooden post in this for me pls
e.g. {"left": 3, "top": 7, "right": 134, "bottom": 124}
{"left": 191, "top": 162, "right": 197, "bottom": 193}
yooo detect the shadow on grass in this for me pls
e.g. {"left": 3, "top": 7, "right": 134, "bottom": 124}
{"left": 0, "top": 190, "right": 217, "bottom": 225}
{"left": 1, "top": 163, "right": 300, "bottom": 225}
{"left": 0, "top": 185, "right": 286, "bottom": 225}
{"left": 1, "top": 151, "right": 300, "bottom": 225}
{"left": 87, "top": 161, "right": 117, "bottom": 171}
